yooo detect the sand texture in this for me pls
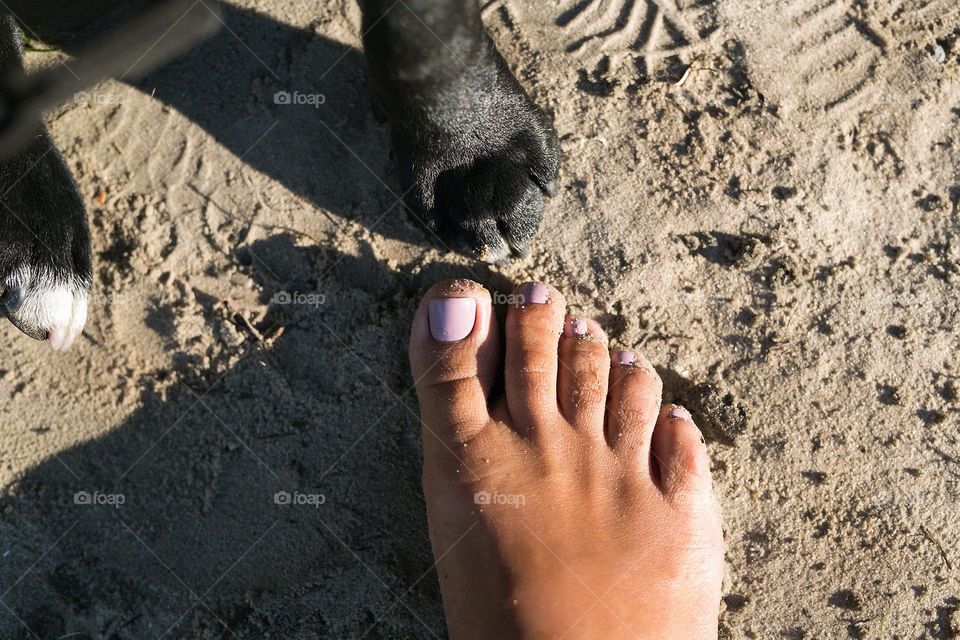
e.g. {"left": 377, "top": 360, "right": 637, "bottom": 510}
{"left": 0, "top": 0, "right": 958, "bottom": 637}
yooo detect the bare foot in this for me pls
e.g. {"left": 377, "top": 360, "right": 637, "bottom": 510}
{"left": 409, "top": 280, "right": 724, "bottom": 639}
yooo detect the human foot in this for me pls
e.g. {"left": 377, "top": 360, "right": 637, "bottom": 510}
{"left": 409, "top": 280, "right": 724, "bottom": 639}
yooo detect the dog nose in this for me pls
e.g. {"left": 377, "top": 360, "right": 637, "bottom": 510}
{"left": 1, "top": 286, "right": 48, "bottom": 341}
{"left": 1, "top": 278, "right": 89, "bottom": 350}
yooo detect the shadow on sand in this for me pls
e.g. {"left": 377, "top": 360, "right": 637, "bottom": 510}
{"left": 0, "top": 5, "right": 489, "bottom": 638}
{"left": 1, "top": 229, "right": 511, "bottom": 637}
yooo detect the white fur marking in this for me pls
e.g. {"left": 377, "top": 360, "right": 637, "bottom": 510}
{"left": 4, "top": 266, "right": 90, "bottom": 351}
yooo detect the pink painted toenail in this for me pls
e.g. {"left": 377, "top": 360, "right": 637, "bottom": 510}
{"left": 568, "top": 318, "right": 588, "bottom": 337}
{"left": 519, "top": 282, "right": 549, "bottom": 305}
{"left": 669, "top": 405, "right": 692, "bottom": 421}
{"left": 429, "top": 298, "right": 477, "bottom": 342}
{"left": 615, "top": 350, "right": 636, "bottom": 366}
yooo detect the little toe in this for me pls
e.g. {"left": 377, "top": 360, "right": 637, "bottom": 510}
{"left": 557, "top": 317, "right": 609, "bottom": 433}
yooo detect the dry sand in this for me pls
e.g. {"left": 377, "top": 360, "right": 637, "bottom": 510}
{"left": 1, "top": 0, "right": 958, "bottom": 637}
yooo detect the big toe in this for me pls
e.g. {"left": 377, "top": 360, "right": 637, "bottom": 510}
{"left": 409, "top": 280, "right": 499, "bottom": 453}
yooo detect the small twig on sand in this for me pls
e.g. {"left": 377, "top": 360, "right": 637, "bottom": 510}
{"left": 224, "top": 298, "right": 264, "bottom": 342}
{"left": 250, "top": 221, "right": 324, "bottom": 246}
{"left": 673, "top": 63, "right": 721, "bottom": 87}
{"left": 920, "top": 525, "right": 953, "bottom": 571}
{"left": 224, "top": 298, "right": 285, "bottom": 352}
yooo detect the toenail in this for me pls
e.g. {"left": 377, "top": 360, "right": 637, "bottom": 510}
{"left": 614, "top": 350, "right": 636, "bottom": 366}
{"left": 428, "top": 298, "right": 477, "bottom": 342}
{"left": 566, "top": 318, "right": 589, "bottom": 337}
{"left": 519, "top": 282, "right": 549, "bottom": 305}
{"left": 668, "top": 405, "right": 692, "bottom": 421}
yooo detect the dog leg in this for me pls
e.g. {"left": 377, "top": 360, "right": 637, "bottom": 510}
{"left": 358, "top": 0, "right": 560, "bottom": 262}
{"left": 0, "top": 15, "right": 92, "bottom": 349}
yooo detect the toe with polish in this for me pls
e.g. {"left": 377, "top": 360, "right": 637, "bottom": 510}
{"left": 429, "top": 298, "right": 477, "bottom": 343}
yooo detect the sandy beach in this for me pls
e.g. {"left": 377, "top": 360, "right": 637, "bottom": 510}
{"left": 0, "top": 0, "right": 958, "bottom": 636}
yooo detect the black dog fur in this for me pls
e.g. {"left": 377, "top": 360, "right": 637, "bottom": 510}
{"left": 0, "top": 0, "right": 560, "bottom": 346}
{"left": 0, "top": 15, "right": 92, "bottom": 347}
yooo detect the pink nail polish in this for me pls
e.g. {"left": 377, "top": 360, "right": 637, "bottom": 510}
{"left": 567, "top": 318, "right": 588, "bottom": 337}
{"left": 519, "top": 282, "right": 549, "bottom": 305}
{"left": 669, "top": 405, "right": 692, "bottom": 421}
{"left": 428, "top": 298, "right": 477, "bottom": 342}
{"left": 615, "top": 351, "right": 636, "bottom": 366}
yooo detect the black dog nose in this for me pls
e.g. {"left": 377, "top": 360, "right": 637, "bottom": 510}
{"left": 1, "top": 287, "right": 48, "bottom": 341}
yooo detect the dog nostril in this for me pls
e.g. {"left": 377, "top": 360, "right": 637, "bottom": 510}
{"left": 0, "top": 285, "right": 22, "bottom": 308}
{"left": 0, "top": 292, "right": 47, "bottom": 342}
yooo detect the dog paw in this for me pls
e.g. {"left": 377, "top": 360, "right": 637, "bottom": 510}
{"left": 0, "top": 132, "right": 92, "bottom": 351}
{"left": 387, "top": 43, "right": 560, "bottom": 262}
